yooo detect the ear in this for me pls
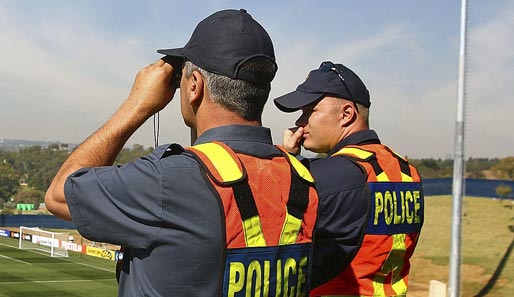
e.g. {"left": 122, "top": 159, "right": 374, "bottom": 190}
{"left": 188, "top": 70, "right": 204, "bottom": 107}
{"left": 339, "top": 101, "right": 357, "bottom": 126}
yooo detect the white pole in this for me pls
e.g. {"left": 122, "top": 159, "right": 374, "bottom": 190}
{"left": 448, "top": 0, "right": 468, "bottom": 296}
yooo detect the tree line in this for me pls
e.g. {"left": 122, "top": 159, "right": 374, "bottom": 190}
{"left": 1, "top": 144, "right": 513, "bottom": 212}
{"left": 0, "top": 144, "right": 153, "bottom": 212}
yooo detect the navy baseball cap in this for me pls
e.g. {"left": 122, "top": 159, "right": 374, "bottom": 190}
{"left": 274, "top": 61, "right": 370, "bottom": 112}
{"left": 157, "top": 9, "right": 277, "bottom": 85}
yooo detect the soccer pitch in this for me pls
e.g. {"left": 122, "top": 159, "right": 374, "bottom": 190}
{"left": 0, "top": 236, "right": 118, "bottom": 296}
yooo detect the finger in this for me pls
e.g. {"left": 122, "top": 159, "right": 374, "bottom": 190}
{"left": 154, "top": 58, "right": 166, "bottom": 67}
{"left": 288, "top": 126, "right": 299, "bottom": 134}
{"left": 160, "top": 61, "right": 173, "bottom": 72}
{"left": 294, "top": 127, "right": 304, "bottom": 136}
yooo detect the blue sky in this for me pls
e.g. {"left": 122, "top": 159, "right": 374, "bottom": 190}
{"left": 1, "top": 0, "right": 513, "bottom": 159}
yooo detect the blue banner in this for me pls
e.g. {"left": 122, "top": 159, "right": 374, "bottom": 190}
{"left": 0, "top": 229, "right": 10, "bottom": 237}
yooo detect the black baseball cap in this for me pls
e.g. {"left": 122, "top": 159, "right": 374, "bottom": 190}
{"left": 157, "top": 9, "right": 277, "bottom": 85}
{"left": 274, "top": 61, "right": 370, "bottom": 112}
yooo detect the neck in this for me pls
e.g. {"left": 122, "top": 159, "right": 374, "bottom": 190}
{"left": 336, "top": 120, "right": 369, "bottom": 145}
{"left": 195, "top": 101, "right": 261, "bottom": 137}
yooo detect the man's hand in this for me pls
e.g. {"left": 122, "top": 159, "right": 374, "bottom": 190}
{"left": 45, "top": 59, "right": 178, "bottom": 221}
{"left": 126, "top": 59, "right": 177, "bottom": 118}
{"left": 283, "top": 127, "right": 304, "bottom": 155}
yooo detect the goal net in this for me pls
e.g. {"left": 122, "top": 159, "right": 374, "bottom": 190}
{"left": 18, "top": 226, "right": 69, "bottom": 258}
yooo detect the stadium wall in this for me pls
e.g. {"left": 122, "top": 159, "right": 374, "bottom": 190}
{"left": 0, "top": 227, "right": 121, "bottom": 261}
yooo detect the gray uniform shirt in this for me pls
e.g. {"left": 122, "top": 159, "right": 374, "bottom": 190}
{"left": 65, "top": 125, "right": 280, "bottom": 297}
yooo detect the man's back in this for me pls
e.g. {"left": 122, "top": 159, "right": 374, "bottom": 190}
{"left": 311, "top": 138, "right": 424, "bottom": 296}
{"left": 66, "top": 125, "right": 317, "bottom": 296}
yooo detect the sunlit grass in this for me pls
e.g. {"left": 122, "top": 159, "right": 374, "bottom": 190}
{"left": 410, "top": 195, "right": 513, "bottom": 296}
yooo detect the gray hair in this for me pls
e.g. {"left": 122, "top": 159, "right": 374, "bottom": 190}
{"left": 183, "top": 59, "right": 273, "bottom": 121}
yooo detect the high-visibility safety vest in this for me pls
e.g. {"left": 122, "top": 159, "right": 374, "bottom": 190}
{"left": 186, "top": 141, "right": 318, "bottom": 297}
{"left": 311, "top": 144, "right": 424, "bottom": 297}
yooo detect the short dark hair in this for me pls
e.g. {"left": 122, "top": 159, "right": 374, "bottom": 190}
{"left": 184, "top": 57, "right": 276, "bottom": 121}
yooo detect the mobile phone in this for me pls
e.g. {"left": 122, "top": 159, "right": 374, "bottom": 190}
{"left": 162, "top": 56, "right": 184, "bottom": 88}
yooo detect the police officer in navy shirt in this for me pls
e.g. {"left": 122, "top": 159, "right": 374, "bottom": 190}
{"left": 274, "top": 62, "right": 424, "bottom": 296}
{"left": 45, "top": 9, "right": 318, "bottom": 297}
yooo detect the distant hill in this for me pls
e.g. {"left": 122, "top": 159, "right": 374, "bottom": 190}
{"left": 0, "top": 138, "right": 76, "bottom": 152}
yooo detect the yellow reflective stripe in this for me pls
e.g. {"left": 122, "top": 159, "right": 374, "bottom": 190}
{"left": 192, "top": 143, "right": 243, "bottom": 183}
{"left": 401, "top": 172, "right": 413, "bottom": 182}
{"left": 242, "top": 215, "right": 266, "bottom": 247}
{"left": 391, "top": 234, "right": 408, "bottom": 295}
{"left": 372, "top": 276, "right": 386, "bottom": 296}
{"left": 372, "top": 233, "right": 408, "bottom": 297}
{"left": 279, "top": 213, "right": 302, "bottom": 245}
{"left": 376, "top": 171, "right": 390, "bottom": 182}
{"left": 336, "top": 147, "right": 374, "bottom": 159}
{"left": 283, "top": 151, "right": 314, "bottom": 183}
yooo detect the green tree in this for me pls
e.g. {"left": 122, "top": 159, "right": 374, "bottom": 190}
{"left": 12, "top": 187, "right": 45, "bottom": 209}
{"left": 0, "top": 163, "right": 19, "bottom": 201}
{"left": 409, "top": 158, "right": 453, "bottom": 179}
{"left": 495, "top": 184, "right": 512, "bottom": 199}
{"left": 492, "top": 156, "right": 514, "bottom": 180}
{"left": 13, "top": 146, "right": 69, "bottom": 192}
{"left": 466, "top": 157, "right": 500, "bottom": 178}
{"left": 115, "top": 144, "right": 154, "bottom": 164}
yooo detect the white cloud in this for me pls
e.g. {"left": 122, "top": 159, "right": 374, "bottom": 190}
{"left": 1, "top": 1, "right": 512, "bottom": 159}
{"left": 0, "top": 3, "right": 156, "bottom": 144}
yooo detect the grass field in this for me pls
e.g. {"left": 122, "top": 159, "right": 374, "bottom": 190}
{"left": 1, "top": 196, "right": 512, "bottom": 296}
{"left": 0, "top": 236, "right": 117, "bottom": 297}
{"left": 409, "top": 195, "right": 514, "bottom": 297}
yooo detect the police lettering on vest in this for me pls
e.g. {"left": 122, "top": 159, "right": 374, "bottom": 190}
{"left": 368, "top": 182, "right": 423, "bottom": 235}
{"left": 223, "top": 245, "right": 310, "bottom": 297}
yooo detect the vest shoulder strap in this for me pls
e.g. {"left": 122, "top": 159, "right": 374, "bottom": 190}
{"left": 333, "top": 145, "right": 391, "bottom": 181}
{"left": 275, "top": 145, "right": 315, "bottom": 184}
{"left": 188, "top": 142, "right": 266, "bottom": 246}
{"left": 187, "top": 141, "right": 246, "bottom": 185}
{"left": 333, "top": 145, "right": 376, "bottom": 161}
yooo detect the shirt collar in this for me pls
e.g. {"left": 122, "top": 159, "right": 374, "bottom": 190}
{"left": 194, "top": 125, "right": 273, "bottom": 145}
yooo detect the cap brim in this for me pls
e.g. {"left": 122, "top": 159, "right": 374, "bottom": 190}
{"left": 157, "top": 48, "right": 186, "bottom": 58}
{"left": 273, "top": 90, "right": 325, "bottom": 112}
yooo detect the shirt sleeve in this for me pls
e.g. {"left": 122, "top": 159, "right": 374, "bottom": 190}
{"left": 309, "top": 156, "right": 370, "bottom": 288}
{"left": 64, "top": 153, "right": 164, "bottom": 248}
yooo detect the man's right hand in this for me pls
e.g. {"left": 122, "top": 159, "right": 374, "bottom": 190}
{"left": 126, "top": 58, "right": 177, "bottom": 118}
{"left": 283, "top": 127, "right": 304, "bottom": 155}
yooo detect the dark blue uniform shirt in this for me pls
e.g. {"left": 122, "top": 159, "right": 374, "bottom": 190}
{"left": 310, "top": 130, "right": 380, "bottom": 287}
{"left": 65, "top": 125, "right": 282, "bottom": 297}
